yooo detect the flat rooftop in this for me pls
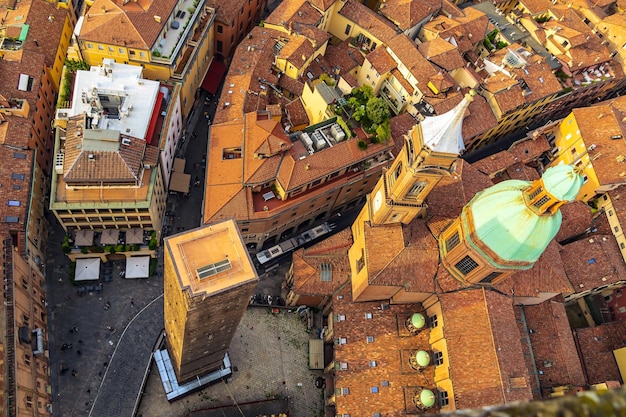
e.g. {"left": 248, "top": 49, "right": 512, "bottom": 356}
{"left": 67, "top": 60, "right": 160, "bottom": 140}
{"left": 164, "top": 219, "right": 258, "bottom": 296}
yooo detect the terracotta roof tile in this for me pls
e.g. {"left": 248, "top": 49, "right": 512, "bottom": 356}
{"left": 575, "top": 321, "right": 626, "bottom": 384}
{"left": 501, "top": 163, "right": 534, "bottom": 181}
{"left": 331, "top": 284, "right": 434, "bottom": 416}
{"left": 426, "top": 160, "right": 493, "bottom": 219}
{"left": 324, "top": 39, "right": 365, "bottom": 75}
{"left": 470, "top": 150, "right": 516, "bottom": 178}
{"left": 80, "top": 0, "right": 177, "bottom": 49}
{"left": 264, "top": 0, "right": 308, "bottom": 27}
{"left": 560, "top": 235, "right": 626, "bottom": 292}
{"left": 523, "top": 300, "right": 586, "bottom": 391}
{"left": 495, "top": 240, "right": 573, "bottom": 298}
{"left": 290, "top": 228, "right": 353, "bottom": 296}
{"left": 277, "top": 137, "right": 392, "bottom": 191}
{"left": 508, "top": 134, "right": 551, "bottom": 163}
{"left": 572, "top": 106, "right": 626, "bottom": 186}
{"left": 284, "top": 98, "right": 309, "bottom": 127}
{"left": 206, "top": 0, "right": 249, "bottom": 25}
{"left": 387, "top": 34, "right": 437, "bottom": 88}
{"left": 363, "top": 220, "right": 439, "bottom": 293}
{"left": 556, "top": 200, "right": 593, "bottom": 243}
{"left": 365, "top": 46, "right": 397, "bottom": 75}
{"left": 380, "top": 0, "right": 440, "bottom": 30}
{"left": 308, "top": 0, "right": 336, "bottom": 11}
{"left": 518, "top": 0, "right": 553, "bottom": 14}
{"left": 418, "top": 37, "right": 466, "bottom": 71}
{"left": 363, "top": 222, "right": 406, "bottom": 281}
{"left": 441, "top": 289, "right": 532, "bottom": 409}
{"left": 338, "top": 0, "right": 400, "bottom": 45}
{"left": 420, "top": 8, "right": 488, "bottom": 54}
{"left": 62, "top": 115, "right": 150, "bottom": 184}
{"left": 23, "top": 0, "right": 69, "bottom": 67}
{"left": 389, "top": 112, "right": 417, "bottom": 156}
{"left": 0, "top": 140, "right": 32, "bottom": 231}
{"left": 278, "top": 75, "right": 305, "bottom": 97}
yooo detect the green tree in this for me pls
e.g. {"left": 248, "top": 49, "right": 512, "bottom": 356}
{"left": 64, "top": 59, "right": 89, "bottom": 73}
{"left": 353, "top": 104, "right": 366, "bottom": 122}
{"left": 375, "top": 120, "right": 391, "bottom": 142}
{"left": 351, "top": 84, "right": 374, "bottom": 103}
{"left": 366, "top": 97, "right": 390, "bottom": 125}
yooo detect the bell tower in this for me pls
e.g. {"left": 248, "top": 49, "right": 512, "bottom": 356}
{"left": 348, "top": 91, "right": 475, "bottom": 302}
{"left": 369, "top": 91, "right": 475, "bottom": 225}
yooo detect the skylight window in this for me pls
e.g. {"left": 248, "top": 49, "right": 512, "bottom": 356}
{"left": 197, "top": 258, "right": 231, "bottom": 279}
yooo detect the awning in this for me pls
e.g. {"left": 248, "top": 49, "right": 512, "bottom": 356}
{"left": 145, "top": 91, "right": 164, "bottom": 145}
{"left": 100, "top": 229, "right": 119, "bottom": 245}
{"left": 75, "top": 258, "right": 101, "bottom": 281}
{"left": 309, "top": 339, "right": 324, "bottom": 370}
{"left": 126, "top": 228, "right": 144, "bottom": 245}
{"left": 125, "top": 256, "right": 150, "bottom": 279}
{"left": 75, "top": 230, "right": 94, "bottom": 246}
{"left": 173, "top": 158, "right": 186, "bottom": 173}
{"left": 170, "top": 171, "right": 190, "bottom": 193}
{"left": 201, "top": 60, "right": 226, "bottom": 95}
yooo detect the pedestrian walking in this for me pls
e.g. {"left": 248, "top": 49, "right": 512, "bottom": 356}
{"left": 71, "top": 370, "right": 77, "bottom": 377}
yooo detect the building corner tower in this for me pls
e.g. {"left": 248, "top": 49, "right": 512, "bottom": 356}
{"left": 163, "top": 219, "right": 258, "bottom": 384}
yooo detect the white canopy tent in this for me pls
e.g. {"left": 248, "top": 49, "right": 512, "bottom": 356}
{"left": 125, "top": 256, "right": 150, "bottom": 279}
{"left": 75, "top": 258, "right": 101, "bottom": 281}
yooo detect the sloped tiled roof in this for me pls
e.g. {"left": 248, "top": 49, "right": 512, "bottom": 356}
{"left": 387, "top": 34, "right": 437, "bottom": 88}
{"left": 523, "top": 300, "right": 586, "bottom": 390}
{"left": 575, "top": 321, "right": 626, "bottom": 384}
{"left": 339, "top": 0, "right": 400, "bottom": 44}
{"left": 379, "top": 0, "right": 441, "bottom": 31}
{"left": 426, "top": 160, "right": 493, "bottom": 219}
{"left": 365, "top": 46, "right": 397, "bottom": 75}
{"left": 418, "top": 37, "right": 465, "bottom": 71}
{"left": 79, "top": 0, "right": 177, "bottom": 49}
{"left": 560, "top": 235, "right": 626, "bottom": 291}
{"left": 572, "top": 105, "right": 626, "bottom": 186}
{"left": 441, "top": 289, "right": 532, "bottom": 409}
{"left": 555, "top": 200, "right": 593, "bottom": 243}
{"left": 284, "top": 98, "right": 309, "bottom": 127}
{"left": 63, "top": 115, "right": 151, "bottom": 184}
{"left": 495, "top": 240, "right": 573, "bottom": 298}
{"left": 324, "top": 39, "right": 366, "bottom": 75}
{"left": 290, "top": 228, "right": 353, "bottom": 296}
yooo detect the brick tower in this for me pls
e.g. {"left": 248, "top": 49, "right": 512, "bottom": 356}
{"left": 163, "top": 219, "right": 258, "bottom": 383}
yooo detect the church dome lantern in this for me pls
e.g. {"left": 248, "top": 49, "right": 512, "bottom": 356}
{"left": 413, "top": 388, "right": 436, "bottom": 410}
{"left": 409, "top": 350, "right": 431, "bottom": 370}
{"left": 405, "top": 312, "right": 426, "bottom": 334}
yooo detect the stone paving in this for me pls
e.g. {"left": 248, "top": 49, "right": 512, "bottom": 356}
{"left": 138, "top": 307, "right": 324, "bottom": 417}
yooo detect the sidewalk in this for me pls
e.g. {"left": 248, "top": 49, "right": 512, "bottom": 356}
{"left": 137, "top": 308, "right": 324, "bottom": 417}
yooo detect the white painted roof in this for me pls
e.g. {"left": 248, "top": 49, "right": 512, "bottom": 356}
{"left": 69, "top": 59, "right": 160, "bottom": 140}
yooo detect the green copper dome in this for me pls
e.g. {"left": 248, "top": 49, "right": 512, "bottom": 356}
{"left": 419, "top": 389, "right": 436, "bottom": 408}
{"left": 465, "top": 165, "right": 582, "bottom": 265}
{"left": 542, "top": 163, "right": 583, "bottom": 201}
{"left": 415, "top": 350, "right": 431, "bottom": 367}
{"left": 410, "top": 313, "right": 426, "bottom": 329}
